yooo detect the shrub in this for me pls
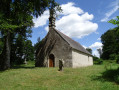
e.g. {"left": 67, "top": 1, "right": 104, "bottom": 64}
{"left": 114, "top": 68, "right": 119, "bottom": 83}
{"left": 97, "top": 59, "right": 103, "bottom": 64}
{"left": 115, "top": 54, "right": 119, "bottom": 64}
{"left": 93, "top": 56, "right": 99, "bottom": 61}
{"left": 109, "top": 53, "right": 116, "bottom": 60}
{"left": 114, "top": 75, "right": 119, "bottom": 83}
{"left": 102, "top": 68, "right": 119, "bottom": 84}
{"left": 93, "top": 58, "right": 103, "bottom": 65}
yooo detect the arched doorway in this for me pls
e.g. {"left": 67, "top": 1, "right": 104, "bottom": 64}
{"left": 49, "top": 54, "right": 55, "bottom": 67}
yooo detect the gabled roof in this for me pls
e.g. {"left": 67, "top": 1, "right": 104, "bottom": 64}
{"left": 54, "top": 29, "right": 92, "bottom": 56}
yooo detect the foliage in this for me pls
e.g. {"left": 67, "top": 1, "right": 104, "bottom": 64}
{"left": 34, "top": 37, "right": 41, "bottom": 51}
{"left": 0, "top": 0, "right": 60, "bottom": 70}
{"left": 93, "top": 56, "right": 99, "bottom": 61}
{"left": 10, "top": 35, "right": 34, "bottom": 65}
{"left": 94, "top": 59, "right": 103, "bottom": 65}
{"left": 0, "top": 38, "right": 3, "bottom": 54}
{"left": 86, "top": 48, "right": 92, "bottom": 54}
{"left": 101, "top": 29, "right": 119, "bottom": 59}
{"left": 116, "top": 54, "right": 119, "bottom": 64}
{"left": 93, "top": 56, "right": 103, "bottom": 65}
{"left": 34, "top": 37, "right": 45, "bottom": 61}
{"left": 109, "top": 53, "right": 117, "bottom": 60}
{"left": 101, "top": 15, "right": 119, "bottom": 60}
{"left": 108, "top": 16, "right": 119, "bottom": 27}
{"left": 115, "top": 75, "right": 119, "bottom": 83}
{"left": 24, "top": 40, "right": 34, "bottom": 61}
{"left": 97, "top": 48, "right": 102, "bottom": 58}
{"left": 102, "top": 68, "right": 119, "bottom": 84}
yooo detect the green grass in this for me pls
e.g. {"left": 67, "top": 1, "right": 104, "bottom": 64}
{"left": 0, "top": 61, "right": 119, "bottom": 90}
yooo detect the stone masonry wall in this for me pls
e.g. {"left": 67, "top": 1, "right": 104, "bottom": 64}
{"left": 43, "top": 29, "right": 73, "bottom": 67}
{"left": 72, "top": 49, "right": 93, "bottom": 68}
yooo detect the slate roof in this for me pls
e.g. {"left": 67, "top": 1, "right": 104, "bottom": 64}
{"left": 54, "top": 29, "right": 92, "bottom": 56}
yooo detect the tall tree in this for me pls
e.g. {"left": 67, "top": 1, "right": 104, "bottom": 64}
{"left": 101, "top": 16, "right": 119, "bottom": 60}
{"left": 108, "top": 16, "right": 119, "bottom": 27}
{"left": 10, "top": 35, "right": 34, "bottom": 65}
{"left": 0, "top": 0, "right": 60, "bottom": 70}
{"left": 24, "top": 40, "right": 34, "bottom": 61}
{"left": 97, "top": 48, "right": 102, "bottom": 58}
{"left": 101, "top": 28, "right": 119, "bottom": 59}
{"left": 86, "top": 48, "right": 92, "bottom": 54}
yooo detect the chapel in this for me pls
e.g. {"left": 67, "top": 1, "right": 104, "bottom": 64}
{"left": 35, "top": 9, "right": 93, "bottom": 68}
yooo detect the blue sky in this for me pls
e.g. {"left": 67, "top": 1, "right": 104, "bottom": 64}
{"left": 30, "top": 0, "right": 119, "bottom": 57}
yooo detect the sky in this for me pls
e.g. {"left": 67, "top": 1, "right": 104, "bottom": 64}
{"left": 30, "top": 0, "right": 119, "bottom": 57}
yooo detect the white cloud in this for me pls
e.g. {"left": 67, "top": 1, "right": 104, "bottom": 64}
{"left": 93, "top": 50, "right": 100, "bottom": 57}
{"left": 60, "top": 2, "right": 84, "bottom": 15}
{"left": 89, "top": 42, "right": 103, "bottom": 49}
{"left": 33, "top": 10, "right": 49, "bottom": 28}
{"left": 97, "top": 38, "right": 101, "bottom": 41}
{"left": 95, "top": 32, "right": 99, "bottom": 35}
{"left": 33, "top": 2, "right": 98, "bottom": 38}
{"left": 83, "top": 45, "right": 87, "bottom": 49}
{"left": 88, "top": 42, "right": 103, "bottom": 57}
{"left": 55, "top": 13, "right": 98, "bottom": 38}
{"left": 101, "top": 0, "right": 119, "bottom": 22}
{"left": 83, "top": 45, "right": 100, "bottom": 57}
{"left": 45, "top": 26, "right": 48, "bottom": 32}
{"left": 56, "top": 2, "right": 98, "bottom": 38}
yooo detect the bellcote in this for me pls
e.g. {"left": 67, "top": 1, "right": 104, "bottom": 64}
{"left": 49, "top": 8, "right": 56, "bottom": 29}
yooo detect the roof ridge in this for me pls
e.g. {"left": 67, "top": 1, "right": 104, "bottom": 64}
{"left": 54, "top": 29, "right": 70, "bottom": 45}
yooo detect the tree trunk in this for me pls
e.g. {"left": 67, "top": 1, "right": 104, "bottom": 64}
{"left": 0, "top": 31, "right": 11, "bottom": 70}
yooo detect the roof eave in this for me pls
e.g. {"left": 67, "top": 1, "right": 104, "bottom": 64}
{"left": 72, "top": 48, "right": 93, "bottom": 57}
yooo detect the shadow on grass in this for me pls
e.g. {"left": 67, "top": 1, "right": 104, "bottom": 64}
{"left": 0, "top": 66, "right": 35, "bottom": 73}
{"left": 92, "top": 68, "right": 119, "bottom": 84}
{"left": 11, "top": 65, "right": 35, "bottom": 69}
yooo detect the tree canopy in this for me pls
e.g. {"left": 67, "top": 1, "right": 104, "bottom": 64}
{"left": 108, "top": 16, "right": 119, "bottom": 27}
{"left": 101, "top": 15, "right": 119, "bottom": 60}
{"left": 101, "top": 28, "right": 119, "bottom": 60}
{"left": 86, "top": 48, "right": 92, "bottom": 54}
{"left": 0, "top": 0, "right": 60, "bottom": 70}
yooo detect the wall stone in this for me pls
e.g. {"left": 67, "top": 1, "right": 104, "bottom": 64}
{"left": 72, "top": 49, "right": 93, "bottom": 68}
{"left": 36, "top": 28, "right": 93, "bottom": 68}
{"left": 36, "top": 28, "right": 72, "bottom": 67}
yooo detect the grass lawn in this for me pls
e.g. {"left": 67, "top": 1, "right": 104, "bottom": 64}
{"left": 0, "top": 61, "right": 119, "bottom": 90}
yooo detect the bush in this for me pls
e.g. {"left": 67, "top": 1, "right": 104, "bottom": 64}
{"left": 115, "top": 75, "right": 119, "bottom": 83}
{"left": 93, "top": 56, "right": 99, "bottom": 61}
{"left": 116, "top": 54, "right": 119, "bottom": 64}
{"left": 93, "top": 58, "right": 103, "bottom": 65}
{"left": 109, "top": 53, "right": 116, "bottom": 60}
{"left": 114, "top": 68, "right": 119, "bottom": 83}
{"left": 97, "top": 59, "right": 103, "bottom": 64}
{"left": 102, "top": 68, "right": 119, "bottom": 84}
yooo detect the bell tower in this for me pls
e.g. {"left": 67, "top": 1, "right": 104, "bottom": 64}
{"left": 49, "top": 8, "right": 56, "bottom": 29}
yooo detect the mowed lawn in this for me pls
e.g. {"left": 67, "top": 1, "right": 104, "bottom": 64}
{"left": 0, "top": 61, "right": 119, "bottom": 90}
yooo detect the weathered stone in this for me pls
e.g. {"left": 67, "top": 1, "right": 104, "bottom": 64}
{"left": 35, "top": 8, "right": 93, "bottom": 68}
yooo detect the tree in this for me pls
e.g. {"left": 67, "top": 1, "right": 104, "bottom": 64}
{"left": 24, "top": 40, "right": 34, "bottom": 61}
{"left": 10, "top": 35, "right": 34, "bottom": 65}
{"left": 0, "top": 37, "right": 3, "bottom": 54}
{"left": 97, "top": 48, "right": 102, "bottom": 58}
{"left": 11, "top": 35, "right": 26, "bottom": 65}
{"left": 86, "top": 48, "right": 92, "bottom": 54}
{"left": 101, "top": 28, "right": 119, "bottom": 59}
{"left": 101, "top": 16, "right": 119, "bottom": 60}
{"left": 108, "top": 16, "right": 119, "bottom": 27}
{"left": 0, "top": 0, "right": 60, "bottom": 70}
{"left": 34, "top": 37, "right": 42, "bottom": 51}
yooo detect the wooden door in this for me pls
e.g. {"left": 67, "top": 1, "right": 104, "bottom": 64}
{"left": 49, "top": 59, "right": 53, "bottom": 67}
